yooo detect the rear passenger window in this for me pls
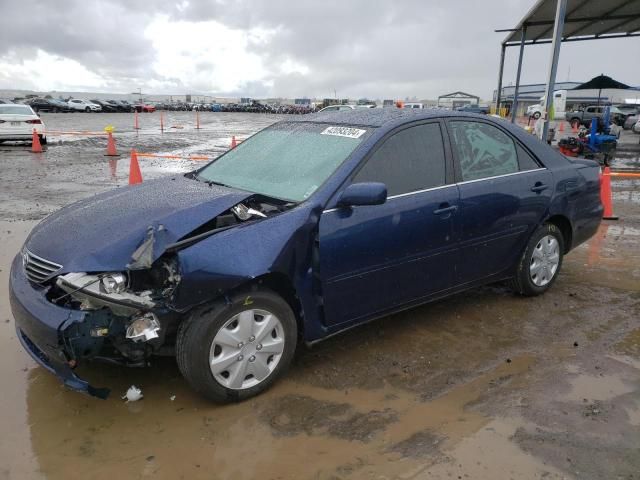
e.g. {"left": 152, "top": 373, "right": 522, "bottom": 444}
{"left": 354, "top": 123, "right": 446, "bottom": 196}
{"left": 449, "top": 121, "right": 518, "bottom": 181}
{"left": 516, "top": 144, "right": 540, "bottom": 171}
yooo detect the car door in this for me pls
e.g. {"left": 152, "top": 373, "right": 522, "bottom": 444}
{"left": 318, "top": 121, "right": 460, "bottom": 327}
{"left": 446, "top": 119, "right": 552, "bottom": 284}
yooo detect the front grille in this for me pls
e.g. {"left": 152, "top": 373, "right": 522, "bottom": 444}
{"left": 23, "top": 249, "right": 62, "bottom": 284}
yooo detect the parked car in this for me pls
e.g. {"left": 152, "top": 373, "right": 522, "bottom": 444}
{"left": 615, "top": 104, "right": 640, "bottom": 118}
{"left": 318, "top": 104, "right": 356, "bottom": 112}
{"left": 403, "top": 103, "right": 424, "bottom": 109}
{"left": 133, "top": 103, "right": 156, "bottom": 113}
{"left": 623, "top": 114, "right": 639, "bottom": 130}
{"left": 456, "top": 104, "right": 489, "bottom": 114}
{"left": 0, "top": 98, "right": 14, "bottom": 104}
{"left": 565, "top": 105, "right": 626, "bottom": 128}
{"left": 67, "top": 99, "right": 102, "bottom": 112}
{"left": 0, "top": 103, "right": 46, "bottom": 144}
{"left": 10, "top": 109, "right": 602, "bottom": 402}
{"left": 24, "top": 98, "right": 70, "bottom": 113}
{"left": 109, "top": 100, "right": 133, "bottom": 112}
{"left": 90, "top": 100, "right": 118, "bottom": 113}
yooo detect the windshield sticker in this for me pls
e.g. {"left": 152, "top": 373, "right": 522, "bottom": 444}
{"left": 320, "top": 126, "right": 367, "bottom": 139}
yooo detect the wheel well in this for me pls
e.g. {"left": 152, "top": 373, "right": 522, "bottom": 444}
{"left": 252, "top": 273, "right": 304, "bottom": 340}
{"left": 546, "top": 215, "right": 572, "bottom": 253}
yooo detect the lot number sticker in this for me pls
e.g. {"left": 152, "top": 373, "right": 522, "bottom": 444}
{"left": 321, "top": 126, "right": 367, "bottom": 139}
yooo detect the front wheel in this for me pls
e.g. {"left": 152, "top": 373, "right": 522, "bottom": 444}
{"left": 176, "top": 288, "right": 297, "bottom": 402}
{"left": 532, "top": 111, "right": 541, "bottom": 119}
{"left": 509, "top": 223, "right": 564, "bottom": 296}
{"left": 85, "top": 107, "right": 91, "bottom": 112}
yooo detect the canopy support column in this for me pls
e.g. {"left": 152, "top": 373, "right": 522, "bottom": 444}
{"left": 511, "top": 26, "right": 527, "bottom": 123}
{"left": 495, "top": 43, "right": 506, "bottom": 114}
{"left": 541, "top": 0, "right": 567, "bottom": 140}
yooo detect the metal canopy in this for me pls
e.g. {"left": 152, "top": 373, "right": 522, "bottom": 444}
{"left": 502, "top": 0, "right": 640, "bottom": 45}
{"left": 495, "top": 0, "right": 640, "bottom": 138}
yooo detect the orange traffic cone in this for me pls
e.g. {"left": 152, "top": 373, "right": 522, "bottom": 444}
{"left": 231, "top": 135, "right": 237, "bottom": 149}
{"left": 558, "top": 121, "right": 565, "bottom": 133}
{"left": 600, "top": 167, "right": 618, "bottom": 220}
{"left": 129, "top": 149, "right": 143, "bottom": 185}
{"left": 105, "top": 132, "right": 119, "bottom": 156}
{"left": 31, "top": 129, "right": 43, "bottom": 153}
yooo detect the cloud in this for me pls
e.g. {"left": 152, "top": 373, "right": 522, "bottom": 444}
{"left": 0, "top": 0, "right": 638, "bottom": 99}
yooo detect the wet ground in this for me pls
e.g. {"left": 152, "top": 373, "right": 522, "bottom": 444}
{"left": 0, "top": 112, "right": 639, "bottom": 479}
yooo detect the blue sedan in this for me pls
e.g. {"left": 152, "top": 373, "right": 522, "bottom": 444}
{"left": 9, "top": 109, "right": 603, "bottom": 402}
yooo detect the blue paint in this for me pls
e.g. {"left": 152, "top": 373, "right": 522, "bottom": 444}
{"left": 10, "top": 109, "right": 603, "bottom": 397}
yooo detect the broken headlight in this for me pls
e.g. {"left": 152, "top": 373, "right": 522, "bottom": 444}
{"left": 100, "top": 272, "right": 128, "bottom": 294}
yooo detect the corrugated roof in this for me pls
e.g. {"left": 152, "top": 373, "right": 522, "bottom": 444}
{"left": 503, "top": 0, "right": 640, "bottom": 45}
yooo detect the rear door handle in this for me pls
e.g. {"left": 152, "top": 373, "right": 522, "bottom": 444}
{"left": 531, "top": 183, "right": 548, "bottom": 193}
{"left": 433, "top": 204, "right": 458, "bottom": 215}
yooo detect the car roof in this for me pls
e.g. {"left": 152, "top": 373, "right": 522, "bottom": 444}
{"left": 283, "top": 107, "right": 570, "bottom": 170}
{"left": 290, "top": 108, "right": 479, "bottom": 128}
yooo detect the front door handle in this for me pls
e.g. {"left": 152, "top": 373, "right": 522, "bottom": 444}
{"left": 531, "top": 183, "right": 548, "bottom": 193}
{"left": 433, "top": 204, "right": 458, "bottom": 215}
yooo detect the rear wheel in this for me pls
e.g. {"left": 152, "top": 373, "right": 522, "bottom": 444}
{"left": 176, "top": 288, "right": 297, "bottom": 402}
{"left": 509, "top": 223, "right": 564, "bottom": 296}
{"left": 532, "top": 111, "right": 541, "bottom": 119}
{"left": 39, "top": 135, "right": 47, "bottom": 145}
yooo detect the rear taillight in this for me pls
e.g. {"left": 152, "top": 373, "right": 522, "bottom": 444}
{"left": 26, "top": 119, "right": 42, "bottom": 124}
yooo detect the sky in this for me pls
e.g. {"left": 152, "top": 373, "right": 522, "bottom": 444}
{"left": 0, "top": 0, "right": 639, "bottom": 100}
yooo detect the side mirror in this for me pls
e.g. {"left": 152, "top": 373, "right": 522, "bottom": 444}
{"left": 337, "top": 182, "right": 387, "bottom": 207}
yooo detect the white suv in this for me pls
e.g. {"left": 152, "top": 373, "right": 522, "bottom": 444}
{"left": 67, "top": 99, "right": 102, "bottom": 112}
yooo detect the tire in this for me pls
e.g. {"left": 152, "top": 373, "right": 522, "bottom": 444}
{"left": 508, "top": 223, "right": 564, "bottom": 296}
{"left": 85, "top": 107, "right": 90, "bottom": 112}
{"left": 176, "top": 287, "right": 297, "bottom": 402}
{"left": 532, "top": 111, "right": 541, "bottom": 119}
{"left": 39, "top": 135, "right": 47, "bottom": 145}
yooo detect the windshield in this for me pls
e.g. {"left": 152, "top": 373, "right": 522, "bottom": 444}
{"left": 196, "top": 122, "right": 371, "bottom": 201}
{"left": 0, "top": 105, "right": 33, "bottom": 115}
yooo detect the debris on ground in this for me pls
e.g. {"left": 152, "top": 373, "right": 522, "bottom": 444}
{"left": 122, "top": 385, "right": 143, "bottom": 402}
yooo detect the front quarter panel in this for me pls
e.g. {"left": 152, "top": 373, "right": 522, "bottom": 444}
{"left": 172, "top": 203, "right": 325, "bottom": 340}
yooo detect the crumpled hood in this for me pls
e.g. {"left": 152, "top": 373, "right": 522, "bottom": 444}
{"left": 25, "top": 175, "right": 251, "bottom": 272}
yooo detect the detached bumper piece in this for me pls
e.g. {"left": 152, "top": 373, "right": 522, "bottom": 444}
{"left": 17, "top": 328, "right": 109, "bottom": 399}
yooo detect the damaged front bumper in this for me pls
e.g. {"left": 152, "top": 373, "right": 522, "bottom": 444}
{"left": 9, "top": 255, "right": 110, "bottom": 398}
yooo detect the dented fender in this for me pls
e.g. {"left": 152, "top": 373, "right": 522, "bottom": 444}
{"left": 172, "top": 203, "right": 326, "bottom": 341}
